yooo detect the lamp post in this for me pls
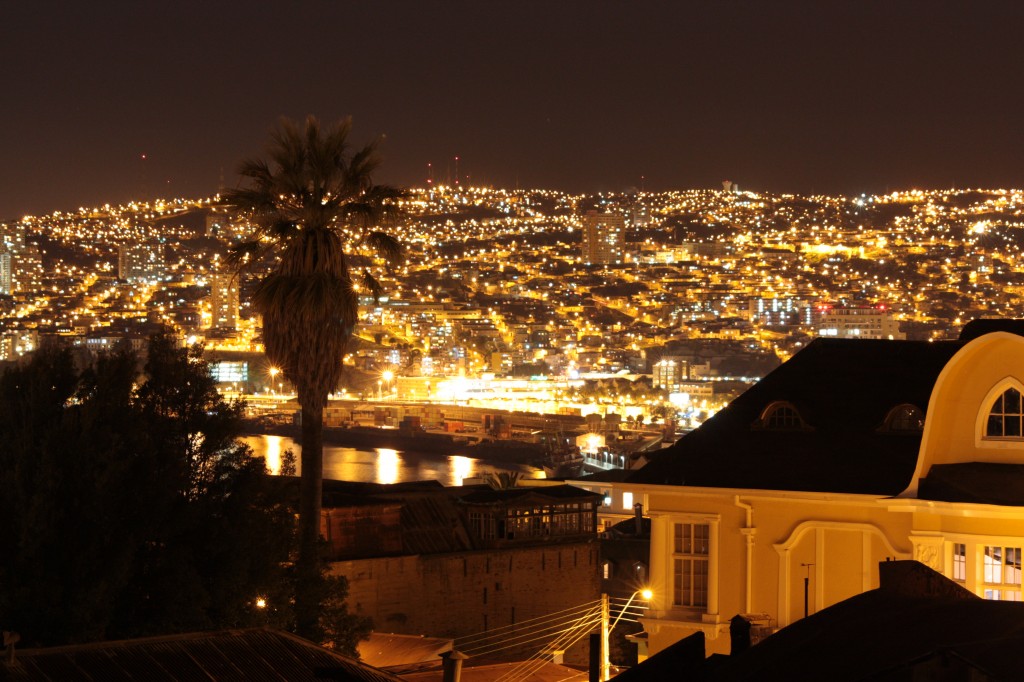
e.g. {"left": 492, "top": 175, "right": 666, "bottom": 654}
{"left": 269, "top": 367, "right": 280, "bottom": 395}
{"left": 602, "top": 589, "right": 652, "bottom": 681}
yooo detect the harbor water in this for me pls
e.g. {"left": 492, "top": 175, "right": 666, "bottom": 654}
{"left": 242, "top": 434, "right": 544, "bottom": 486}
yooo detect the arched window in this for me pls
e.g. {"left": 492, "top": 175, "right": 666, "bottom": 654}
{"left": 758, "top": 402, "right": 806, "bottom": 430}
{"left": 985, "top": 387, "right": 1024, "bottom": 438}
{"left": 882, "top": 404, "right": 925, "bottom": 432}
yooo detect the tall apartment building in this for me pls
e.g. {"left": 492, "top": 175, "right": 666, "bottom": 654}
{"left": 581, "top": 210, "right": 625, "bottom": 265}
{"left": 13, "top": 245, "right": 44, "bottom": 293}
{"left": 208, "top": 272, "right": 240, "bottom": 330}
{"left": 119, "top": 241, "right": 165, "bottom": 282}
{"left": 0, "top": 222, "right": 26, "bottom": 253}
{"left": 0, "top": 249, "right": 11, "bottom": 295}
{"left": 817, "top": 305, "right": 904, "bottom": 340}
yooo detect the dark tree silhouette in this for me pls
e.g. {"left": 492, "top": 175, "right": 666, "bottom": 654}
{"left": 222, "top": 116, "right": 404, "bottom": 637}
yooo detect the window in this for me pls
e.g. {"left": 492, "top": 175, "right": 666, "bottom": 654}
{"left": 469, "top": 511, "right": 496, "bottom": 540}
{"left": 758, "top": 402, "right": 805, "bottom": 430}
{"left": 622, "top": 492, "right": 633, "bottom": 510}
{"left": 952, "top": 543, "right": 966, "bottom": 582}
{"left": 985, "top": 388, "right": 1024, "bottom": 439}
{"left": 883, "top": 404, "right": 924, "bottom": 432}
{"left": 673, "top": 523, "right": 709, "bottom": 608}
{"left": 983, "top": 545, "right": 1022, "bottom": 601}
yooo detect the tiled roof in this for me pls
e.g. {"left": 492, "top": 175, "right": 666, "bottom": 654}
{"left": 0, "top": 628, "right": 404, "bottom": 682}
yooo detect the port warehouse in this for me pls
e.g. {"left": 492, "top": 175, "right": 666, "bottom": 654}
{"left": 322, "top": 401, "right": 600, "bottom": 438}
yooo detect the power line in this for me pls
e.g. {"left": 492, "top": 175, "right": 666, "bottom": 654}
{"left": 455, "top": 599, "right": 603, "bottom": 648}
{"left": 462, "top": 615, "right": 603, "bottom": 658}
{"left": 493, "top": 603, "right": 603, "bottom": 682}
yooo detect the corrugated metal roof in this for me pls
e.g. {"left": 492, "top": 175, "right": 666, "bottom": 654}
{"left": 0, "top": 628, "right": 404, "bottom": 682}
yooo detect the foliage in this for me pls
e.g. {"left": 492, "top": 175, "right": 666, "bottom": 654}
{"left": 222, "top": 115, "right": 405, "bottom": 638}
{"left": 485, "top": 471, "right": 522, "bottom": 490}
{"left": 0, "top": 335, "right": 368, "bottom": 652}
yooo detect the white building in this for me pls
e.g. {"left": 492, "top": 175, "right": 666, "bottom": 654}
{"left": 817, "top": 305, "right": 904, "bottom": 339}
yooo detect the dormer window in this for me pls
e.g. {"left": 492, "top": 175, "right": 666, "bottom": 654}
{"left": 985, "top": 387, "right": 1024, "bottom": 439}
{"left": 882, "top": 404, "right": 924, "bottom": 432}
{"left": 757, "top": 401, "right": 807, "bottom": 430}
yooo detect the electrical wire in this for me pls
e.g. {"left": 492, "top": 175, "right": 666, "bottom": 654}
{"left": 493, "top": 603, "right": 604, "bottom": 682}
{"left": 460, "top": 616, "right": 603, "bottom": 657}
{"left": 455, "top": 599, "right": 603, "bottom": 648}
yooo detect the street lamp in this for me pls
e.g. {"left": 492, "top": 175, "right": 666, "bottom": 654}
{"left": 602, "top": 589, "right": 652, "bottom": 681}
{"left": 269, "top": 367, "right": 280, "bottom": 394}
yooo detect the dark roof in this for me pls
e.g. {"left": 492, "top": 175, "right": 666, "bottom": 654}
{"left": 611, "top": 631, "right": 707, "bottom": 682}
{"left": 919, "top": 462, "right": 1024, "bottom": 506}
{"left": 457, "top": 485, "right": 602, "bottom": 505}
{"left": 699, "top": 562, "right": 1024, "bottom": 681}
{"left": 959, "top": 318, "right": 1024, "bottom": 341}
{"left": 0, "top": 628, "right": 404, "bottom": 682}
{"left": 629, "top": 338, "right": 963, "bottom": 495}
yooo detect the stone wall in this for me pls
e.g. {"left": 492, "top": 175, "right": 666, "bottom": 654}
{"left": 332, "top": 540, "right": 601, "bottom": 662}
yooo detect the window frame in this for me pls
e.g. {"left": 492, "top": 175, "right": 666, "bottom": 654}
{"left": 672, "top": 521, "right": 710, "bottom": 610}
{"left": 977, "top": 379, "right": 1024, "bottom": 448}
{"left": 755, "top": 401, "right": 809, "bottom": 431}
{"left": 983, "top": 544, "right": 1023, "bottom": 601}
{"left": 881, "top": 403, "right": 925, "bottom": 433}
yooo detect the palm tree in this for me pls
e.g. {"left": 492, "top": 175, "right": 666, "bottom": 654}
{"left": 223, "top": 116, "right": 404, "bottom": 638}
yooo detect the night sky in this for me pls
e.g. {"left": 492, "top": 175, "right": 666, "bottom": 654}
{"left": 4, "top": 1, "right": 1023, "bottom": 218}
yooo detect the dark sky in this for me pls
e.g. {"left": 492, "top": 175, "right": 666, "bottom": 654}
{"left": 3, "top": 1, "right": 1023, "bottom": 218}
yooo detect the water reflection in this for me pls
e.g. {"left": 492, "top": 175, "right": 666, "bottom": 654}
{"left": 242, "top": 435, "right": 542, "bottom": 486}
{"left": 376, "top": 448, "right": 400, "bottom": 485}
{"left": 263, "top": 435, "right": 285, "bottom": 476}
{"left": 450, "top": 455, "right": 474, "bottom": 486}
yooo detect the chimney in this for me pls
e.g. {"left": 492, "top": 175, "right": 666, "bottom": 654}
{"left": 729, "top": 615, "right": 751, "bottom": 655}
{"left": 441, "top": 649, "right": 468, "bottom": 682}
{"left": 634, "top": 502, "right": 644, "bottom": 536}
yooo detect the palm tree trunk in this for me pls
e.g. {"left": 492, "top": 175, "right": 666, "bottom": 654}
{"left": 295, "top": 400, "right": 324, "bottom": 639}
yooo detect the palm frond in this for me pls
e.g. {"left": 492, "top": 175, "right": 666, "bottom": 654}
{"left": 360, "top": 270, "right": 384, "bottom": 302}
{"left": 362, "top": 231, "right": 404, "bottom": 265}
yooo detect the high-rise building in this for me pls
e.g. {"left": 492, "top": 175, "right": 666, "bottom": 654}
{"left": 119, "top": 241, "right": 165, "bottom": 282}
{"left": 581, "top": 210, "right": 625, "bottom": 265}
{"left": 13, "top": 245, "right": 44, "bottom": 293}
{"left": 0, "top": 249, "right": 11, "bottom": 295}
{"left": 208, "top": 272, "right": 240, "bottom": 330}
{"left": 0, "top": 222, "right": 26, "bottom": 253}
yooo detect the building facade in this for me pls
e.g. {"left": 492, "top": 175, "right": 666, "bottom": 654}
{"left": 208, "top": 272, "right": 240, "bottom": 330}
{"left": 582, "top": 211, "right": 626, "bottom": 265}
{"left": 323, "top": 482, "right": 602, "bottom": 662}
{"left": 119, "top": 240, "right": 165, "bottom": 282}
{"left": 817, "top": 305, "right": 904, "bottom": 339}
{"left": 573, "top": 321, "right": 1024, "bottom": 657}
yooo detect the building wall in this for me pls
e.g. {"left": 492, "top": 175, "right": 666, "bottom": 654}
{"left": 582, "top": 212, "right": 625, "bottom": 265}
{"left": 332, "top": 541, "right": 600, "bottom": 659}
{"left": 209, "top": 272, "right": 240, "bottom": 330}
{"left": 584, "top": 330, "right": 1024, "bottom": 658}
{"left": 632, "top": 487, "right": 911, "bottom": 656}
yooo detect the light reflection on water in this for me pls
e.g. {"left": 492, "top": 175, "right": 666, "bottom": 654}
{"left": 242, "top": 435, "right": 542, "bottom": 486}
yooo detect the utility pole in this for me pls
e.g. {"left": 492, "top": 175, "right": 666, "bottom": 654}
{"left": 601, "top": 593, "right": 610, "bottom": 681}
